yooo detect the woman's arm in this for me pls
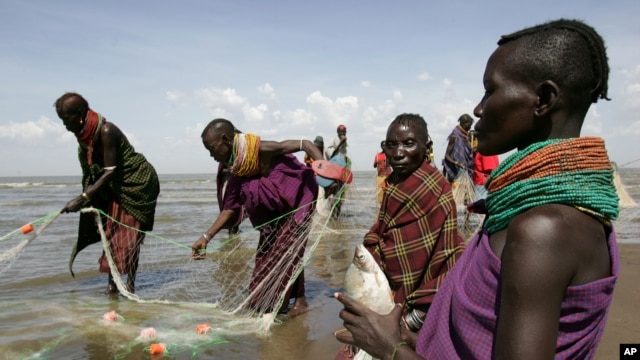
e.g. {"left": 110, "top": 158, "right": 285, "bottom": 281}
{"left": 192, "top": 209, "right": 238, "bottom": 259}
{"left": 493, "top": 205, "right": 589, "bottom": 359}
{"left": 260, "top": 139, "right": 324, "bottom": 161}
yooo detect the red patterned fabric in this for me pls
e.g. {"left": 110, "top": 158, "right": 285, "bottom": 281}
{"left": 363, "top": 161, "right": 465, "bottom": 316}
{"left": 99, "top": 199, "right": 144, "bottom": 275}
{"left": 76, "top": 109, "right": 102, "bottom": 165}
{"left": 373, "top": 152, "right": 392, "bottom": 177}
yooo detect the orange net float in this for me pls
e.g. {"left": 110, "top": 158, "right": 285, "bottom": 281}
{"left": 149, "top": 343, "right": 166, "bottom": 355}
{"left": 195, "top": 323, "right": 211, "bottom": 335}
{"left": 21, "top": 223, "right": 34, "bottom": 234}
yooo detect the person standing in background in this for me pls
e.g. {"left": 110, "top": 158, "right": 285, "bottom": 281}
{"left": 470, "top": 130, "right": 499, "bottom": 198}
{"left": 324, "top": 125, "right": 350, "bottom": 218}
{"left": 373, "top": 141, "right": 392, "bottom": 205}
{"left": 326, "top": 124, "right": 348, "bottom": 162}
{"left": 442, "top": 114, "right": 474, "bottom": 183}
{"left": 304, "top": 136, "right": 325, "bottom": 167}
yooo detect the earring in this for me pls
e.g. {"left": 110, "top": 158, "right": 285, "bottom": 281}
{"left": 79, "top": 119, "right": 84, "bottom": 125}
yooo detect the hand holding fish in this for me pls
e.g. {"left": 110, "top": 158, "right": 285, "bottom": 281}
{"left": 335, "top": 292, "right": 422, "bottom": 360}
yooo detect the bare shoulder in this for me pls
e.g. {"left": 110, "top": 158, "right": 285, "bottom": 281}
{"left": 507, "top": 204, "right": 609, "bottom": 285}
{"left": 99, "top": 121, "right": 125, "bottom": 146}
{"left": 100, "top": 121, "right": 123, "bottom": 136}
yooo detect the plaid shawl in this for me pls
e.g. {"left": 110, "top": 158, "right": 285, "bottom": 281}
{"left": 363, "top": 161, "right": 465, "bottom": 313}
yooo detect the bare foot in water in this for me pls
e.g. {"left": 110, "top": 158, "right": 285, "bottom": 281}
{"left": 105, "top": 281, "right": 119, "bottom": 296}
{"left": 278, "top": 297, "right": 309, "bottom": 320}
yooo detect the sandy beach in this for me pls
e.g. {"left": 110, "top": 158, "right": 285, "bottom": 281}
{"left": 595, "top": 242, "right": 640, "bottom": 359}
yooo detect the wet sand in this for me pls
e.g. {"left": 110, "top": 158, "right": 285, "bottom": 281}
{"left": 596, "top": 242, "right": 640, "bottom": 360}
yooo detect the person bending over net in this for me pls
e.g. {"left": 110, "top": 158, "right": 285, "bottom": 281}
{"left": 56, "top": 92, "right": 160, "bottom": 296}
{"left": 192, "top": 119, "right": 324, "bottom": 318}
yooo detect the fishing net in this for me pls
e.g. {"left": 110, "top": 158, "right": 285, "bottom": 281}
{"left": 452, "top": 171, "right": 484, "bottom": 241}
{"left": 0, "top": 171, "right": 376, "bottom": 358}
{"left": 613, "top": 164, "right": 638, "bottom": 208}
{"left": 0, "top": 211, "right": 60, "bottom": 275}
{"left": 80, "top": 180, "right": 376, "bottom": 338}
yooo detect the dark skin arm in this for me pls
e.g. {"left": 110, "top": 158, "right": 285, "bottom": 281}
{"left": 335, "top": 293, "right": 424, "bottom": 360}
{"left": 61, "top": 122, "right": 119, "bottom": 213}
{"left": 192, "top": 138, "right": 322, "bottom": 258}
{"left": 443, "top": 135, "right": 463, "bottom": 169}
{"left": 191, "top": 208, "right": 238, "bottom": 259}
{"left": 490, "top": 204, "right": 610, "bottom": 359}
{"left": 258, "top": 139, "right": 324, "bottom": 176}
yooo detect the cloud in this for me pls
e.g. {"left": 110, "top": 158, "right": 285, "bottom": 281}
{"left": 258, "top": 83, "right": 276, "bottom": 99}
{"left": 283, "top": 108, "right": 315, "bottom": 126}
{"left": 306, "top": 91, "right": 360, "bottom": 127}
{"left": 0, "top": 116, "right": 70, "bottom": 145}
{"left": 417, "top": 72, "right": 431, "bottom": 81}
{"left": 166, "top": 90, "right": 188, "bottom": 106}
{"left": 620, "top": 64, "right": 640, "bottom": 108}
{"left": 196, "top": 87, "right": 247, "bottom": 108}
{"left": 361, "top": 80, "right": 371, "bottom": 88}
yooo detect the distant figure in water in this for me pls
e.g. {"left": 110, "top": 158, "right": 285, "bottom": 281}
{"left": 304, "top": 135, "right": 325, "bottom": 167}
{"left": 335, "top": 18, "right": 620, "bottom": 359}
{"left": 373, "top": 141, "right": 392, "bottom": 205}
{"left": 56, "top": 92, "right": 160, "bottom": 295}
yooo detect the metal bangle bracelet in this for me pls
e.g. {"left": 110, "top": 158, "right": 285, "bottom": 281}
{"left": 404, "top": 309, "right": 425, "bottom": 331}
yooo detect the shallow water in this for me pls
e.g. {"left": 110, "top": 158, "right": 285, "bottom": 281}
{"left": 0, "top": 168, "right": 638, "bottom": 359}
{"left": 0, "top": 172, "right": 378, "bottom": 360}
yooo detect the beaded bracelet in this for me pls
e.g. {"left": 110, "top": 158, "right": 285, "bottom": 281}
{"left": 391, "top": 341, "right": 407, "bottom": 360}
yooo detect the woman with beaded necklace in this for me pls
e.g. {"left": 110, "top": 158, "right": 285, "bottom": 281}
{"left": 335, "top": 18, "right": 619, "bottom": 360}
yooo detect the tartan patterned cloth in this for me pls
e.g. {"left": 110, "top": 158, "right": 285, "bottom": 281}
{"left": 363, "top": 161, "right": 465, "bottom": 315}
{"left": 79, "top": 125, "right": 160, "bottom": 229}
{"left": 416, "top": 228, "right": 618, "bottom": 359}
{"left": 70, "top": 120, "right": 159, "bottom": 275}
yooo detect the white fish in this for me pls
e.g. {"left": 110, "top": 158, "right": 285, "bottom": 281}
{"left": 343, "top": 244, "right": 395, "bottom": 360}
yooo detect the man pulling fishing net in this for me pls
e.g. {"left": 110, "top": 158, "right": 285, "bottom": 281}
{"left": 192, "top": 118, "right": 324, "bottom": 318}
{"left": 56, "top": 92, "right": 160, "bottom": 295}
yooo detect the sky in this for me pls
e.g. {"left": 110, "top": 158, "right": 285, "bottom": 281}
{"left": 1, "top": 0, "right": 639, "bottom": 177}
